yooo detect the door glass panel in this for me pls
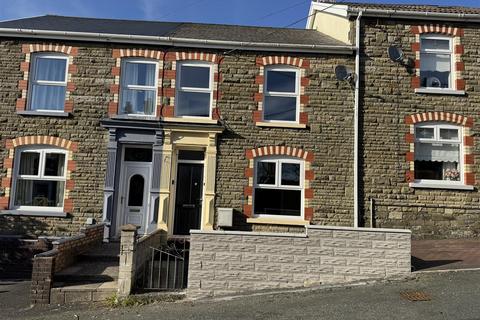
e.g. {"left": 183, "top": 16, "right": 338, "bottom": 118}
{"left": 128, "top": 174, "right": 144, "bottom": 206}
{"left": 178, "top": 150, "right": 204, "bottom": 161}
{"left": 124, "top": 148, "right": 152, "bottom": 162}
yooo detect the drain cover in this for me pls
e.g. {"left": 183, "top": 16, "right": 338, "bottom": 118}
{"left": 400, "top": 291, "right": 431, "bottom": 302}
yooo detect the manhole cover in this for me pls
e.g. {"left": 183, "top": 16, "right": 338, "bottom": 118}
{"left": 400, "top": 291, "right": 431, "bottom": 301}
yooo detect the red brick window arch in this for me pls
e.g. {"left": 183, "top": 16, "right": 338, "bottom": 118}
{"left": 254, "top": 56, "right": 310, "bottom": 128}
{"left": 405, "top": 112, "right": 474, "bottom": 188}
{"left": 244, "top": 146, "right": 314, "bottom": 222}
{"left": 410, "top": 25, "right": 464, "bottom": 92}
{"left": 18, "top": 44, "right": 78, "bottom": 114}
{"left": 0, "top": 136, "right": 77, "bottom": 214}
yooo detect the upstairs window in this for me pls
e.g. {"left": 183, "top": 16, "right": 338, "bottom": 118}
{"left": 12, "top": 147, "right": 67, "bottom": 211}
{"left": 420, "top": 36, "right": 453, "bottom": 89}
{"left": 414, "top": 123, "right": 462, "bottom": 183}
{"left": 119, "top": 59, "right": 158, "bottom": 116}
{"left": 253, "top": 157, "right": 303, "bottom": 217}
{"left": 176, "top": 61, "right": 213, "bottom": 118}
{"left": 263, "top": 66, "right": 299, "bottom": 122}
{"left": 28, "top": 53, "right": 68, "bottom": 111}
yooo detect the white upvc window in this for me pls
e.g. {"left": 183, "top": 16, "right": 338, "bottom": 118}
{"left": 28, "top": 53, "right": 68, "bottom": 112}
{"left": 253, "top": 156, "right": 304, "bottom": 218}
{"left": 263, "top": 66, "right": 300, "bottom": 123}
{"left": 11, "top": 147, "right": 67, "bottom": 212}
{"left": 175, "top": 61, "right": 213, "bottom": 118}
{"left": 420, "top": 35, "right": 453, "bottom": 89}
{"left": 414, "top": 123, "right": 463, "bottom": 185}
{"left": 119, "top": 58, "right": 158, "bottom": 116}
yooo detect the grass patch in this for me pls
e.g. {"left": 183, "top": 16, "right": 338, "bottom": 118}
{"left": 105, "top": 293, "right": 184, "bottom": 308}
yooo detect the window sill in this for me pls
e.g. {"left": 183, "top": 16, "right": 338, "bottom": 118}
{"left": 163, "top": 117, "right": 218, "bottom": 125}
{"left": 415, "top": 88, "right": 466, "bottom": 96}
{"left": 17, "top": 110, "right": 71, "bottom": 117}
{"left": 256, "top": 122, "right": 307, "bottom": 129}
{"left": 409, "top": 182, "right": 474, "bottom": 190}
{"left": 111, "top": 114, "right": 158, "bottom": 121}
{"left": 247, "top": 217, "right": 310, "bottom": 226}
{"left": 0, "top": 209, "right": 67, "bottom": 217}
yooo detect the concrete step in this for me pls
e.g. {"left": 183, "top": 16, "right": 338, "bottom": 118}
{"left": 50, "top": 281, "right": 117, "bottom": 304}
{"left": 55, "top": 261, "right": 119, "bottom": 283}
{"left": 79, "top": 242, "right": 120, "bottom": 262}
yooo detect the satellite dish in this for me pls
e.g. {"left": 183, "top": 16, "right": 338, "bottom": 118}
{"left": 388, "top": 45, "right": 404, "bottom": 63}
{"left": 335, "top": 65, "right": 352, "bottom": 81}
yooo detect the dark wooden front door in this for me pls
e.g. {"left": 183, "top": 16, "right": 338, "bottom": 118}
{"left": 173, "top": 163, "right": 204, "bottom": 235}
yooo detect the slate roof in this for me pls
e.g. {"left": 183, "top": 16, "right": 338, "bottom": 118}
{"left": 0, "top": 15, "right": 348, "bottom": 47}
{"left": 342, "top": 1, "right": 480, "bottom": 15}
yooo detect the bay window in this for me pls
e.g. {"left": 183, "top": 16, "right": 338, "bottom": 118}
{"left": 175, "top": 61, "right": 213, "bottom": 117}
{"left": 414, "top": 123, "right": 462, "bottom": 184}
{"left": 28, "top": 53, "right": 68, "bottom": 111}
{"left": 420, "top": 35, "right": 453, "bottom": 89}
{"left": 11, "top": 147, "right": 67, "bottom": 211}
{"left": 119, "top": 59, "right": 158, "bottom": 116}
{"left": 263, "top": 66, "right": 299, "bottom": 122}
{"left": 253, "top": 157, "right": 303, "bottom": 217}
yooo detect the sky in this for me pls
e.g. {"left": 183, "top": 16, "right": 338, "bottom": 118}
{"left": 0, "top": 0, "right": 479, "bottom": 28}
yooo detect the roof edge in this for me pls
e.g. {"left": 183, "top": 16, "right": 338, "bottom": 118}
{"left": 347, "top": 7, "right": 480, "bottom": 23}
{"left": 0, "top": 28, "right": 354, "bottom": 54}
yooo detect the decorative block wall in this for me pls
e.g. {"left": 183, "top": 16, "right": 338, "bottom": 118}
{"left": 188, "top": 226, "right": 411, "bottom": 299}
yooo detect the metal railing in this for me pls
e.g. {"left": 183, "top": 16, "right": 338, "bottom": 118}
{"left": 137, "top": 239, "right": 189, "bottom": 290}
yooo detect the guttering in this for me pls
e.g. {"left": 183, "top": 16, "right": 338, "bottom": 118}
{"left": 353, "top": 10, "right": 362, "bottom": 229}
{"left": 348, "top": 8, "right": 480, "bottom": 23}
{"left": 0, "top": 28, "right": 355, "bottom": 54}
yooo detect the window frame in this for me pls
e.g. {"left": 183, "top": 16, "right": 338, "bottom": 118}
{"left": 27, "top": 53, "right": 69, "bottom": 112}
{"left": 10, "top": 146, "right": 68, "bottom": 212}
{"left": 419, "top": 34, "right": 454, "bottom": 90}
{"left": 175, "top": 61, "right": 214, "bottom": 119}
{"left": 253, "top": 156, "right": 304, "bottom": 219}
{"left": 263, "top": 65, "right": 300, "bottom": 123}
{"left": 119, "top": 58, "right": 159, "bottom": 117}
{"left": 413, "top": 122, "right": 464, "bottom": 186}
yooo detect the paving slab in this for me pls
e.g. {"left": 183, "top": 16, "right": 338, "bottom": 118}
{"left": 412, "top": 239, "right": 480, "bottom": 271}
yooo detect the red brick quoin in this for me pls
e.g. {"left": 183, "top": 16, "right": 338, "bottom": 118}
{"left": 244, "top": 146, "right": 315, "bottom": 221}
{"left": 0, "top": 136, "right": 78, "bottom": 212}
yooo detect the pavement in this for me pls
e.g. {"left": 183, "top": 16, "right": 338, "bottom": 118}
{"left": 4, "top": 269, "right": 480, "bottom": 320}
{"left": 412, "top": 239, "right": 480, "bottom": 271}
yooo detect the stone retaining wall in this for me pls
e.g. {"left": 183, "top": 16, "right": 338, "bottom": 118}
{"left": 188, "top": 225, "right": 411, "bottom": 299}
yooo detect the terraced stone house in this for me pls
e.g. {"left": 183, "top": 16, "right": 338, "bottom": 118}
{"left": 0, "top": 1, "right": 479, "bottom": 241}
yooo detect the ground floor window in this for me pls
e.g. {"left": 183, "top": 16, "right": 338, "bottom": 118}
{"left": 253, "top": 157, "right": 303, "bottom": 217}
{"left": 414, "top": 123, "right": 462, "bottom": 183}
{"left": 12, "top": 147, "right": 67, "bottom": 210}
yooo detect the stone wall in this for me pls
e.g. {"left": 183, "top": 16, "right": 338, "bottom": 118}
{"left": 187, "top": 226, "right": 411, "bottom": 299}
{"left": 0, "top": 39, "right": 112, "bottom": 236}
{"left": 215, "top": 52, "right": 355, "bottom": 230}
{"left": 360, "top": 18, "right": 480, "bottom": 238}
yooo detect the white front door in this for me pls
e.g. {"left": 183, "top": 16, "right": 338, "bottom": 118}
{"left": 118, "top": 147, "right": 153, "bottom": 236}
